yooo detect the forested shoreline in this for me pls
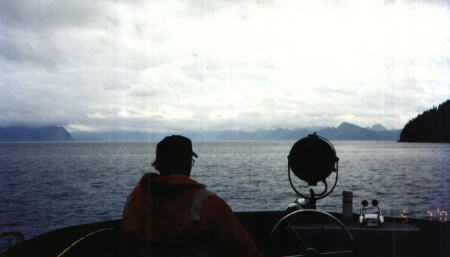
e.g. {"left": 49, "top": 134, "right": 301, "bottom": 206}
{"left": 399, "top": 100, "right": 450, "bottom": 143}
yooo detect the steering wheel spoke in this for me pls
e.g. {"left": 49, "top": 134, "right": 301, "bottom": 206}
{"left": 286, "top": 219, "right": 308, "bottom": 249}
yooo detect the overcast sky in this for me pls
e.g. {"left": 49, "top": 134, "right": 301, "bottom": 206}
{"left": 1, "top": 0, "right": 450, "bottom": 133}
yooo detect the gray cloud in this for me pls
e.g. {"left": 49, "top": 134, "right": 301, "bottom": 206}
{"left": 0, "top": 36, "right": 63, "bottom": 70}
{"left": 0, "top": 1, "right": 116, "bottom": 30}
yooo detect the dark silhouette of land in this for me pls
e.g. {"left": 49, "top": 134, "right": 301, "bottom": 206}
{"left": 0, "top": 122, "right": 402, "bottom": 142}
{"left": 0, "top": 126, "right": 73, "bottom": 142}
{"left": 399, "top": 99, "right": 450, "bottom": 143}
{"left": 71, "top": 122, "right": 401, "bottom": 141}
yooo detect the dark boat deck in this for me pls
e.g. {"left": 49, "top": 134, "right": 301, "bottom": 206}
{"left": 237, "top": 211, "right": 449, "bottom": 257}
{"left": 1, "top": 211, "right": 449, "bottom": 257}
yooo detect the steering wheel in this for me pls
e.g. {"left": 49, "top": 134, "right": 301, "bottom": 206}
{"left": 268, "top": 210, "right": 355, "bottom": 257}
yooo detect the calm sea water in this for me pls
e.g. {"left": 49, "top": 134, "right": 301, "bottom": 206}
{"left": 0, "top": 141, "right": 449, "bottom": 240}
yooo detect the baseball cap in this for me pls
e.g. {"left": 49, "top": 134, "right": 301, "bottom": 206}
{"left": 155, "top": 135, "right": 198, "bottom": 162}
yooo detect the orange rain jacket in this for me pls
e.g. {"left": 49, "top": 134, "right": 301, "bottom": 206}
{"left": 122, "top": 173, "right": 263, "bottom": 257}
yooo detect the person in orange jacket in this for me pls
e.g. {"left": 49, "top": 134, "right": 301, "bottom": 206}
{"left": 122, "top": 135, "right": 263, "bottom": 257}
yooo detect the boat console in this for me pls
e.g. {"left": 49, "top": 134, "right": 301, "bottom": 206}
{"left": 266, "top": 133, "right": 424, "bottom": 257}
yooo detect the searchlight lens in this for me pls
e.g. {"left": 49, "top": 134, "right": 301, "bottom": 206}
{"left": 288, "top": 133, "right": 339, "bottom": 186}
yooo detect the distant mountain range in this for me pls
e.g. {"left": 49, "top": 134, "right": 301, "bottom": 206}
{"left": 70, "top": 122, "right": 401, "bottom": 142}
{"left": 0, "top": 126, "right": 73, "bottom": 142}
{"left": 4, "top": 98, "right": 448, "bottom": 143}
{"left": 0, "top": 122, "right": 402, "bottom": 142}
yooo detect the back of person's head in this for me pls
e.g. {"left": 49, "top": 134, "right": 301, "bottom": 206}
{"left": 152, "top": 135, "right": 198, "bottom": 176}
